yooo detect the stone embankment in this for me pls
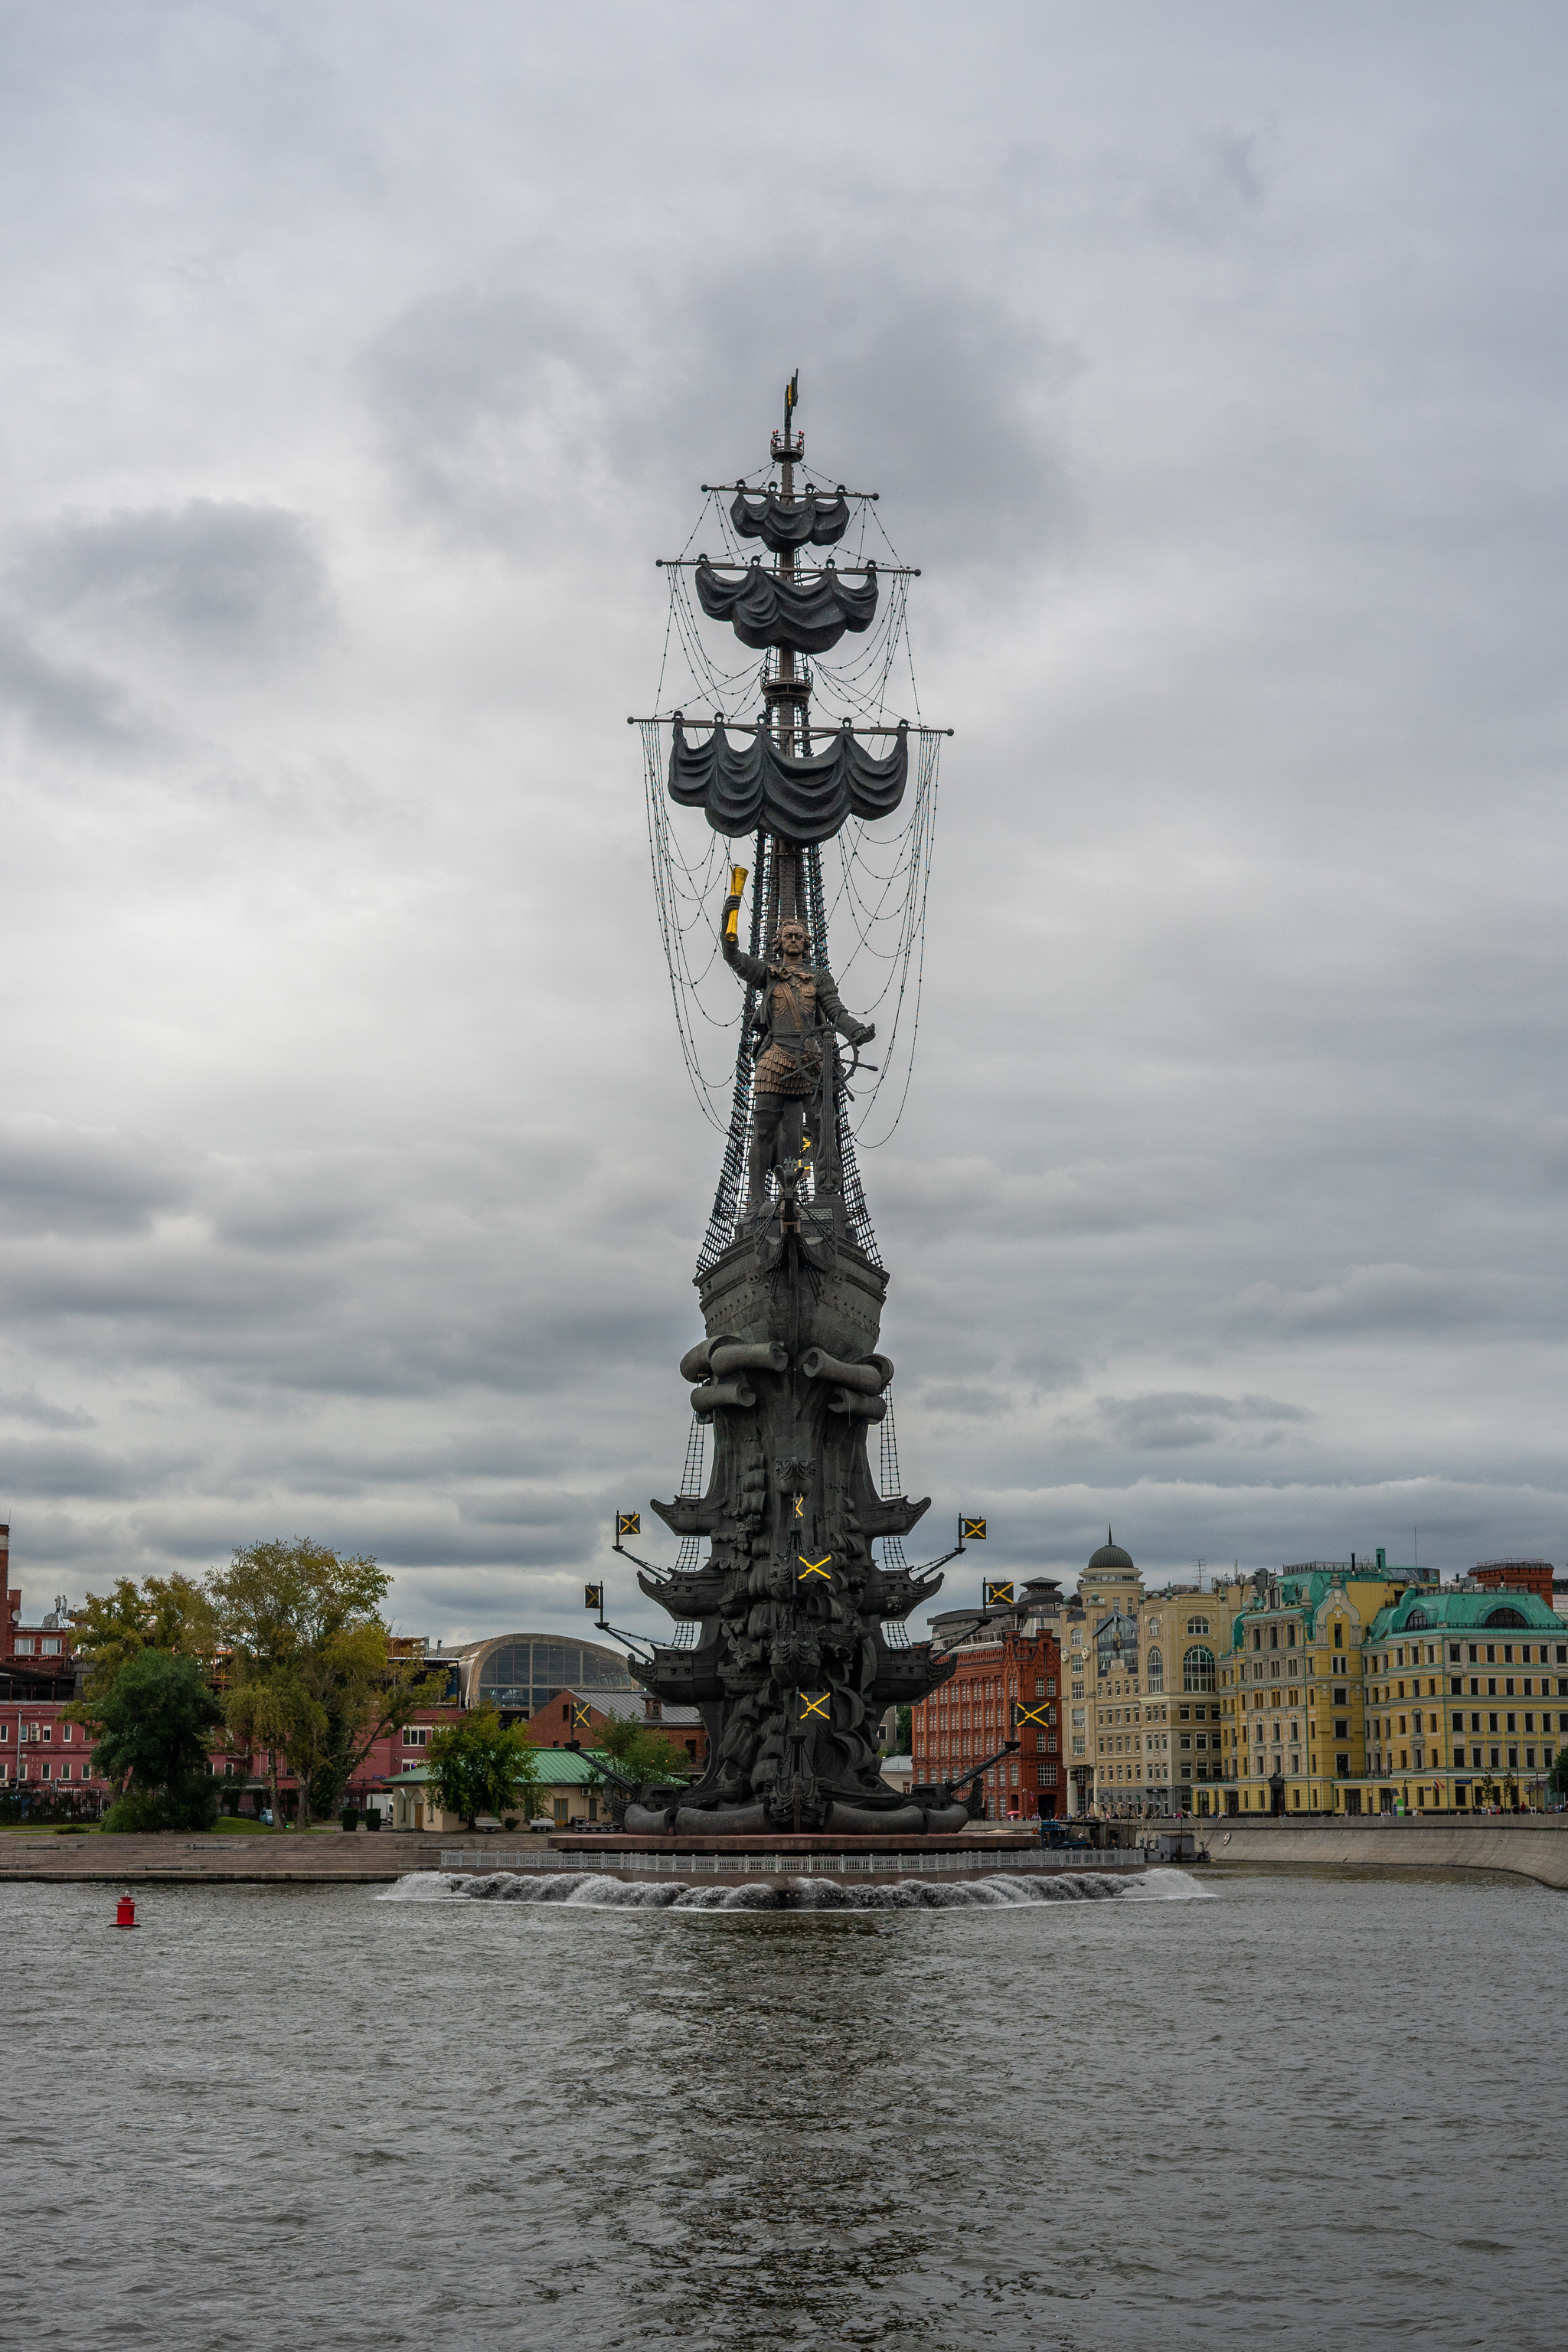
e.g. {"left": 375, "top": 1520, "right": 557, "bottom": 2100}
{"left": 0, "top": 1828, "right": 531, "bottom": 1883}
{"left": 1200, "top": 1815, "right": 1568, "bottom": 1889}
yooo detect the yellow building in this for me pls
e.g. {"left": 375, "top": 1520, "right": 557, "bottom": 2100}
{"left": 1223, "top": 1560, "right": 1410, "bottom": 1813}
{"left": 1065, "top": 1536, "right": 1243, "bottom": 1816}
{"left": 1357, "top": 1587, "right": 1568, "bottom": 1814}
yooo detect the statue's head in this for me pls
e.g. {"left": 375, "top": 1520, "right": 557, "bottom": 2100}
{"left": 775, "top": 920, "right": 810, "bottom": 959}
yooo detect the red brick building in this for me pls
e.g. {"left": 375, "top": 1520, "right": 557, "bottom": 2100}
{"left": 911, "top": 1585, "right": 1063, "bottom": 1819}
{"left": 1470, "top": 1561, "right": 1557, "bottom": 1609}
{"left": 2, "top": 1524, "right": 80, "bottom": 1673}
{"left": 523, "top": 1687, "right": 708, "bottom": 1769}
{"left": 1, "top": 1661, "right": 105, "bottom": 1806}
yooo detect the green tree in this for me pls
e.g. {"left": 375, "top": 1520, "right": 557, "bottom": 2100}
{"left": 426, "top": 1707, "right": 542, "bottom": 1829}
{"left": 222, "top": 1668, "right": 322, "bottom": 1831}
{"left": 592, "top": 1716, "right": 694, "bottom": 1787}
{"left": 893, "top": 1704, "right": 913, "bottom": 1754}
{"left": 67, "top": 1573, "right": 217, "bottom": 1720}
{"left": 1548, "top": 1751, "right": 1568, "bottom": 1802}
{"left": 210, "top": 1540, "right": 446, "bottom": 1824}
{"left": 93, "top": 1649, "right": 223, "bottom": 1831}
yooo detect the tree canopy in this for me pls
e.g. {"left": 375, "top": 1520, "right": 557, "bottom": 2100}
{"left": 210, "top": 1540, "right": 449, "bottom": 1824}
{"left": 71, "top": 1540, "right": 449, "bottom": 1827}
{"left": 69, "top": 1574, "right": 217, "bottom": 1710}
{"left": 591, "top": 1715, "right": 694, "bottom": 1788}
{"left": 93, "top": 1648, "right": 224, "bottom": 1831}
{"left": 426, "top": 1708, "right": 542, "bottom": 1829}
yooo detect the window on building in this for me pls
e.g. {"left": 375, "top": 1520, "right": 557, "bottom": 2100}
{"left": 1183, "top": 1647, "right": 1217, "bottom": 1694}
{"left": 1334, "top": 1622, "right": 1344, "bottom": 1650}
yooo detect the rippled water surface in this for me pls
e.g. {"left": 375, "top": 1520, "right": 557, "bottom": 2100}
{"left": 5, "top": 1864, "right": 1562, "bottom": 2350}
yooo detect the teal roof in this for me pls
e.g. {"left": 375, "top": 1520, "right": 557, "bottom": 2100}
{"left": 380, "top": 1749, "right": 612, "bottom": 1788}
{"left": 1365, "top": 1590, "right": 1567, "bottom": 1642}
{"left": 1227, "top": 1570, "right": 1347, "bottom": 1648}
{"left": 1225, "top": 1567, "right": 1455, "bottom": 1651}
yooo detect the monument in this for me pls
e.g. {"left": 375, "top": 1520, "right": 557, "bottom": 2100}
{"left": 599, "top": 378, "right": 1019, "bottom": 1845}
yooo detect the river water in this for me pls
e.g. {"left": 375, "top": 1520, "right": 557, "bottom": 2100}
{"left": 4, "top": 1863, "right": 1560, "bottom": 2350}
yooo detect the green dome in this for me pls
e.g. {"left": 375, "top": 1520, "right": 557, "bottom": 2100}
{"left": 1086, "top": 1530, "right": 1136, "bottom": 1573}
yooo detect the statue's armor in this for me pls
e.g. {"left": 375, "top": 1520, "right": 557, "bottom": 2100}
{"left": 724, "top": 941, "right": 871, "bottom": 1088}
{"left": 754, "top": 971, "right": 820, "bottom": 1094}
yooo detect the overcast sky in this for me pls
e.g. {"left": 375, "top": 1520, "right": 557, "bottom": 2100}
{"left": 2, "top": 2, "right": 1566, "bottom": 1647}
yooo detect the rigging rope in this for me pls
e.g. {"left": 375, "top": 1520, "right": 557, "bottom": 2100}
{"left": 877, "top": 1387, "right": 910, "bottom": 1571}
{"left": 674, "top": 1413, "right": 708, "bottom": 1570}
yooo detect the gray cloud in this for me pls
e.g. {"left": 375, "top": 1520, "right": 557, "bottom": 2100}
{"left": 359, "top": 255, "right": 1080, "bottom": 568}
{"left": 1233, "top": 1266, "right": 1542, "bottom": 1338}
{"left": 0, "top": 3, "right": 1563, "bottom": 1633}
{"left": 0, "top": 1119, "right": 192, "bottom": 1239}
{"left": 0, "top": 1386, "right": 96, "bottom": 1431}
{"left": 1089, "top": 1390, "right": 1316, "bottom": 1452}
{"left": 0, "top": 614, "right": 142, "bottom": 748}
{"left": 15, "top": 499, "right": 333, "bottom": 658}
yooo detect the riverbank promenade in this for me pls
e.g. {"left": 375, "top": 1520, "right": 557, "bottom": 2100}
{"left": 0, "top": 1828, "right": 531, "bottom": 1883}
{"left": 1202, "top": 1812, "right": 1568, "bottom": 1887}
{"left": 5, "top": 1816, "right": 1568, "bottom": 1885}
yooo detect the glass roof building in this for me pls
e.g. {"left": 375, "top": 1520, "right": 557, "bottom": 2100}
{"left": 452, "top": 1632, "right": 639, "bottom": 1719}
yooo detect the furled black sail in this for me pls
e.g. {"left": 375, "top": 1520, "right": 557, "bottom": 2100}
{"left": 730, "top": 487, "right": 851, "bottom": 553}
{"left": 668, "top": 715, "right": 907, "bottom": 842}
{"left": 695, "top": 556, "right": 877, "bottom": 654}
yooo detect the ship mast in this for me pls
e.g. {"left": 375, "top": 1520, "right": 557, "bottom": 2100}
{"left": 767, "top": 370, "right": 805, "bottom": 927}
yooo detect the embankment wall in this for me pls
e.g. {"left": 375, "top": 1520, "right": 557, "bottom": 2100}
{"left": 1203, "top": 1815, "right": 1568, "bottom": 1889}
{"left": 0, "top": 1828, "right": 506, "bottom": 1883}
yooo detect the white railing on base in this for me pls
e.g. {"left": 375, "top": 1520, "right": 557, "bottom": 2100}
{"left": 436, "top": 1845, "right": 1143, "bottom": 1876}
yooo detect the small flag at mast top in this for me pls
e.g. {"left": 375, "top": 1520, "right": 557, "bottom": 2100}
{"left": 616, "top": 1512, "right": 640, "bottom": 1539}
{"left": 584, "top": 1583, "right": 604, "bottom": 1612}
{"left": 984, "top": 1579, "right": 1014, "bottom": 1607}
{"left": 962, "top": 1516, "right": 987, "bottom": 1542}
{"left": 786, "top": 370, "right": 799, "bottom": 417}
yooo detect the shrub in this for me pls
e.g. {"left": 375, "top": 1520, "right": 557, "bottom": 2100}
{"left": 100, "top": 1776, "right": 217, "bottom": 1832}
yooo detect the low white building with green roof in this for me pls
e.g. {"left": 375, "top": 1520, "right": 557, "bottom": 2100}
{"left": 377, "top": 1747, "right": 614, "bottom": 1832}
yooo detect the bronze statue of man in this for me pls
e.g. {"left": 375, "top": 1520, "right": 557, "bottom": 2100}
{"left": 720, "top": 893, "right": 874, "bottom": 1223}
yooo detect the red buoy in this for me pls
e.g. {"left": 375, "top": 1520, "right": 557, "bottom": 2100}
{"left": 115, "top": 1893, "right": 138, "bottom": 1929}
